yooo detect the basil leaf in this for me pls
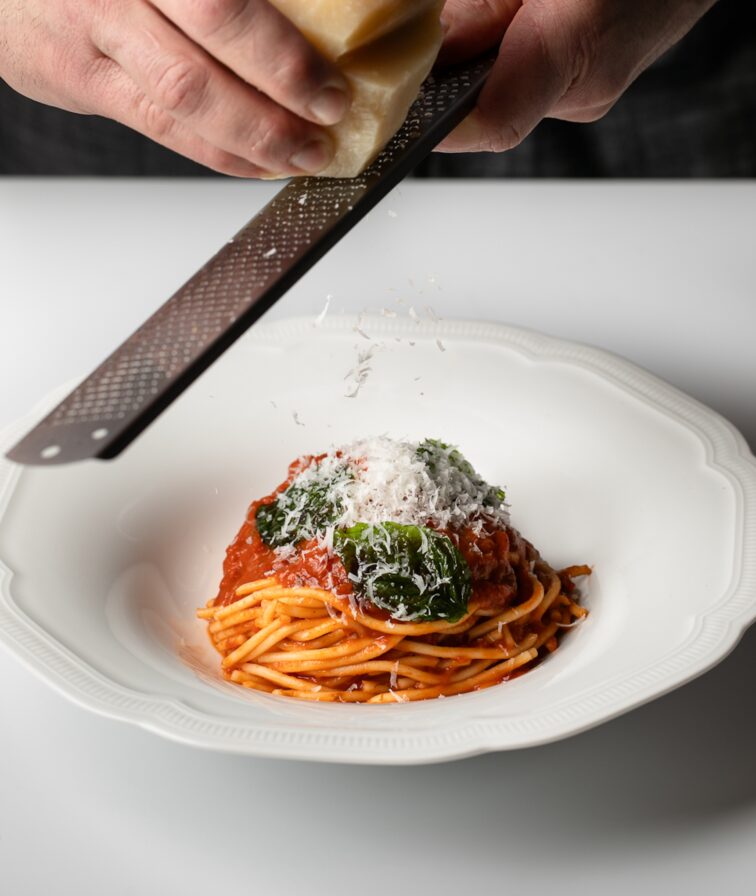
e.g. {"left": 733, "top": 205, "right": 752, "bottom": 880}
{"left": 256, "top": 463, "right": 349, "bottom": 547}
{"left": 417, "top": 438, "right": 506, "bottom": 507}
{"left": 335, "top": 522, "right": 471, "bottom": 622}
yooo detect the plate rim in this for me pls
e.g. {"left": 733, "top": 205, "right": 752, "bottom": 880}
{"left": 1, "top": 316, "right": 755, "bottom": 764}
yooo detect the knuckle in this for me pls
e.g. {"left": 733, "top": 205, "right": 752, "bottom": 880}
{"left": 487, "top": 122, "right": 523, "bottom": 152}
{"left": 269, "top": 49, "right": 324, "bottom": 94}
{"left": 528, "top": 0, "right": 628, "bottom": 108}
{"left": 202, "top": 146, "right": 265, "bottom": 178}
{"left": 593, "top": 63, "right": 632, "bottom": 106}
{"left": 247, "top": 112, "right": 300, "bottom": 163}
{"left": 525, "top": 0, "right": 575, "bottom": 80}
{"left": 135, "top": 94, "right": 176, "bottom": 142}
{"left": 76, "top": 54, "right": 116, "bottom": 112}
{"left": 151, "top": 57, "right": 209, "bottom": 117}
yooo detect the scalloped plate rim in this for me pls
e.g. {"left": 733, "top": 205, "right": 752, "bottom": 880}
{"left": 0, "top": 316, "right": 755, "bottom": 764}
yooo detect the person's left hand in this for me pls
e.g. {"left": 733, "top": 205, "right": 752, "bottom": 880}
{"left": 437, "top": 0, "right": 719, "bottom": 153}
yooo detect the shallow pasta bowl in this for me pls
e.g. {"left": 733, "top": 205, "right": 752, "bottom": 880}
{"left": 1, "top": 317, "right": 755, "bottom": 764}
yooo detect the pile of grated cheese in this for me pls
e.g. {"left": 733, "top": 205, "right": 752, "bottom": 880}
{"left": 283, "top": 436, "right": 509, "bottom": 551}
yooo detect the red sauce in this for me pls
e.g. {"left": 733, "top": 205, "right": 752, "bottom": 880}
{"left": 214, "top": 459, "right": 536, "bottom": 613}
{"left": 215, "top": 456, "right": 353, "bottom": 606}
{"left": 214, "top": 498, "right": 278, "bottom": 606}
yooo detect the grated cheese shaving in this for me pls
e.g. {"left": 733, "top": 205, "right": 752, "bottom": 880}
{"left": 281, "top": 436, "right": 509, "bottom": 542}
{"left": 314, "top": 294, "right": 332, "bottom": 327}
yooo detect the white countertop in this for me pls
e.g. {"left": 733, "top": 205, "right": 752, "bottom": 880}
{"left": 1, "top": 178, "right": 755, "bottom": 894}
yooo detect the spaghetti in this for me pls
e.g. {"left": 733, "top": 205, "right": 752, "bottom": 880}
{"left": 198, "top": 437, "right": 589, "bottom": 703}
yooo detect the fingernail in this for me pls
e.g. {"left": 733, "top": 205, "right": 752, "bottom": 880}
{"left": 289, "top": 137, "right": 333, "bottom": 174}
{"left": 307, "top": 86, "right": 349, "bottom": 126}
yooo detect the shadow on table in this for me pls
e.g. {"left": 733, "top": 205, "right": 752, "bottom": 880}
{"left": 146, "top": 628, "right": 756, "bottom": 858}
{"left": 226, "top": 624, "right": 756, "bottom": 847}
{"left": 41, "top": 620, "right": 756, "bottom": 867}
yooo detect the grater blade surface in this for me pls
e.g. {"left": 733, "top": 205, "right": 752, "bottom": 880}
{"left": 8, "top": 56, "right": 493, "bottom": 466}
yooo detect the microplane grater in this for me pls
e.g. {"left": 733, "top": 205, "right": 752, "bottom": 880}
{"left": 8, "top": 56, "right": 494, "bottom": 466}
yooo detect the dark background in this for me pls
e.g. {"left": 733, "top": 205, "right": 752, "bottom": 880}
{"left": 1, "top": 0, "right": 754, "bottom": 177}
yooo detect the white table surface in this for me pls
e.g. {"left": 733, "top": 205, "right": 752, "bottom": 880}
{"left": 1, "top": 178, "right": 755, "bottom": 894}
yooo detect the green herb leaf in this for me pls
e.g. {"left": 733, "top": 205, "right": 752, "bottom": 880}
{"left": 256, "top": 463, "right": 349, "bottom": 548}
{"left": 417, "top": 438, "right": 506, "bottom": 507}
{"left": 335, "top": 522, "right": 471, "bottom": 622}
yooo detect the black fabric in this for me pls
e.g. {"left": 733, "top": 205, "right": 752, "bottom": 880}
{"left": 0, "top": 0, "right": 754, "bottom": 177}
{"left": 0, "top": 90, "right": 210, "bottom": 176}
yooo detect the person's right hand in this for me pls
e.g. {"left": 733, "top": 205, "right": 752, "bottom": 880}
{"left": 0, "top": 0, "right": 351, "bottom": 177}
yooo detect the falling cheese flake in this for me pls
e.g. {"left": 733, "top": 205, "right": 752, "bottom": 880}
{"left": 425, "top": 306, "right": 440, "bottom": 322}
{"left": 344, "top": 344, "right": 381, "bottom": 399}
{"left": 436, "top": 339, "right": 446, "bottom": 353}
{"left": 263, "top": 247, "right": 277, "bottom": 259}
{"left": 354, "top": 326, "right": 371, "bottom": 341}
{"left": 380, "top": 308, "right": 398, "bottom": 318}
{"left": 387, "top": 209, "right": 398, "bottom": 218}
{"left": 270, "top": 400, "right": 278, "bottom": 409}
{"left": 408, "top": 306, "right": 419, "bottom": 323}
{"left": 292, "top": 412, "right": 305, "bottom": 427}
{"left": 314, "top": 294, "right": 332, "bottom": 327}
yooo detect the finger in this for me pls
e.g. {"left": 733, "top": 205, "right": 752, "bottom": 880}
{"left": 151, "top": 0, "right": 350, "bottom": 126}
{"left": 87, "top": 55, "right": 275, "bottom": 177}
{"left": 439, "top": 0, "right": 521, "bottom": 66}
{"left": 92, "top": 2, "right": 333, "bottom": 175}
{"left": 436, "top": 3, "right": 573, "bottom": 153}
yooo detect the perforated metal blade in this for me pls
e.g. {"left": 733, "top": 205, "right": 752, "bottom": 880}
{"left": 8, "top": 56, "right": 493, "bottom": 466}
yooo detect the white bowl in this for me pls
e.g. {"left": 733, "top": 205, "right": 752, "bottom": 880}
{"left": 1, "top": 317, "right": 754, "bottom": 764}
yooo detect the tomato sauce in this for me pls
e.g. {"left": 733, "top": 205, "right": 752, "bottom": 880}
{"left": 217, "top": 506, "right": 531, "bottom": 615}
{"left": 214, "top": 459, "right": 353, "bottom": 606}
{"left": 214, "top": 454, "right": 536, "bottom": 612}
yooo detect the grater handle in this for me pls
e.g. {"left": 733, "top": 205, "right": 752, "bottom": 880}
{"left": 7, "top": 55, "right": 494, "bottom": 467}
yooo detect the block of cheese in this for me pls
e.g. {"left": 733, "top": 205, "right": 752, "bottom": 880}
{"left": 318, "top": 8, "right": 444, "bottom": 177}
{"left": 268, "top": 1, "right": 444, "bottom": 178}
{"left": 269, "top": 0, "right": 441, "bottom": 60}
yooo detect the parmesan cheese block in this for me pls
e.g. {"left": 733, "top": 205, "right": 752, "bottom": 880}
{"left": 269, "top": 0, "right": 441, "bottom": 60}
{"left": 321, "top": 8, "right": 443, "bottom": 177}
{"left": 269, "top": 0, "right": 444, "bottom": 178}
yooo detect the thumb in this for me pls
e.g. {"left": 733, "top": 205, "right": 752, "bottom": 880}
{"left": 439, "top": 0, "right": 522, "bottom": 65}
{"left": 438, "top": 2, "right": 573, "bottom": 152}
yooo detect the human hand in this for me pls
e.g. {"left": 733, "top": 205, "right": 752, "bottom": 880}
{"left": 0, "top": 0, "right": 351, "bottom": 177}
{"left": 437, "top": 0, "right": 719, "bottom": 152}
